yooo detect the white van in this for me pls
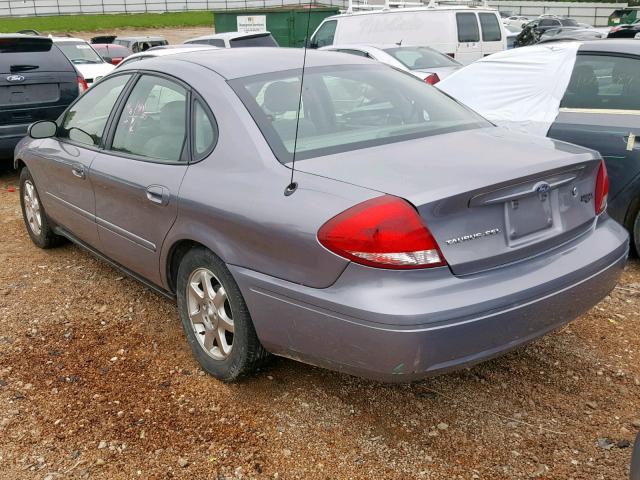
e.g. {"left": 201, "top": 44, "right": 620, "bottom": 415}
{"left": 309, "top": 5, "right": 506, "bottom": 65}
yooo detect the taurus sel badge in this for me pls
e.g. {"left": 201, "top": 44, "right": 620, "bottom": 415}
{"left": 535, "top": 182, "right": 551, "bottom": 202}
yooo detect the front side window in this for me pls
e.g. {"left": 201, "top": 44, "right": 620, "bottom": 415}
{"left": 561, "top": 54, "right": 640, "bottom": 110}
{"left": 457, "top": 13, "right": 480, "bottom": 42}
{"left": 59, "top": 74, "right": 132, "bottom": 146}
{"left": 312, "top": 20, "right": 337, "bottom": 48}
{"left": 479, "top": 13, "right": 502, "bottom": 41}
{"left": 231, "top": 65, "right": 489, "bottom": 163}
{"left": 111, "top": 75, "right": 188, "bottom": 162}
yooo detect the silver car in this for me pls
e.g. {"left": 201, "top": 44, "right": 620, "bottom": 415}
{"left": 320, "top": 44, "right": 462, "bottom": 84}
{"left": 15, "top": 48, "right": 629, "bottom": 382}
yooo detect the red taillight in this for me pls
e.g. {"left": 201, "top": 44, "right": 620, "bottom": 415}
{"left": 424, "top": 73, "right": 440, "bottom": 85}
{"left": 317, "top": 195, "right": 446, "bottom": 269}
{"left": 594, "top": 159, "right": 609, "bottom": 215}
{"left": 77, "top": 76, "right": 89, "bottom": 94}
{"left": 112, "top": 58, "right": 122, "bottom": 65}
{"left": 610, "top": 26, "right": 621, "bottom": 33}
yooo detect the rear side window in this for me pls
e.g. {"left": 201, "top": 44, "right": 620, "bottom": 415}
{"left": 560, "top": 54, "right": 640, "bottom": 111}
{"left": 479, "top": 13, "right": 502, "bottom": 41}
{"left": 230, "top": 34, "right": 278, "bottom": 48}
{"left": 111, "top": 75, "right": 188, "bottom": 162}
{"left": 59, "top": 74, "right": 132, "bottom": 146}
{"left": 0, "top": 38, "right": 72, "bottom": 73}
{"left": 193, "top": 99, "right": 218, "bottom": 159}
{"left": 384, "top": 47, "right": 460, "bottom": 68}
{"left": 539, "top": 19, "right": 560, "bottom": 27}
{"left": 456, "top": 13, "right": 480, "bottom": 42}
{"left": 312, "top": 20, "right": 337, "bottom": 48}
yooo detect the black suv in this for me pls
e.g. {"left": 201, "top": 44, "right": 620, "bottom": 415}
{"left": 0, "top": 35, "right": 80, "bottom": 163}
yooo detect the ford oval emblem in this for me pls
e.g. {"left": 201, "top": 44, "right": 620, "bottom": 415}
{"left": 6, "top": 74, "right": 25, "bottom": 83}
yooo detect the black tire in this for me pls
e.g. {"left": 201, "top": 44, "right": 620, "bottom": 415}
{"left": 176, "top": 247, "right": 269, "bottom": 381}
{"left": 633, "top": 208, "right": 640, "bottom": 257}
{"left": 19, "top": 167, "right": 64, "bottom": 249}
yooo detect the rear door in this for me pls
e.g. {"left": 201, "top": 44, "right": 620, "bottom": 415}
{"left": 549, "top": 52, "right": 640, "bottom": 226}
{"left": 478, "top": 12, "right": 505, "bottom": 57}
{"left": 0, "top": 37, "right": 77, "bottom": 152}
{"left": 90, "top": 73, "right": 193, "bottom": 284}
{"left": 29, "top": 73, "right": 133, "bottom": 248}
{"left": 455, "top": 12, "right": 482, "bottom": 65}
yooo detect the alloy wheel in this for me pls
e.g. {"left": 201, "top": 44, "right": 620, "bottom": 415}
{"left": 23, "top": 180, "right": 42, "bottom": 236}
{"left": 186, "top": 267, "right": 235, "bottom": 360}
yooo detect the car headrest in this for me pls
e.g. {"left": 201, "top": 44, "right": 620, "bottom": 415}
{"left": 263, "top": 81, "right": 300, "bottom": 115}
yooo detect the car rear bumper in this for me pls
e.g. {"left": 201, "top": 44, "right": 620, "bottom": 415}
{"left": 230, "top": 216, "right": 629, "bottom": 382}
{"left": 0, "top": 123, "right": 29, "bottom": 159}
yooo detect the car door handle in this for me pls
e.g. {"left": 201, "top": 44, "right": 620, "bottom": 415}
{"left": 71, "top": 164, "right": 85, "bottom": 179}
{"left": 145, "top": 185, "right": 169, "bottom": 206}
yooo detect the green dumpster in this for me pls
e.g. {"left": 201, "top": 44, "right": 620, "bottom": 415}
{"left": 608, "top": 7, "right": 640, "bottom": 26}
{"left": 213, "top": 7, "right": 340, "bottom": 48}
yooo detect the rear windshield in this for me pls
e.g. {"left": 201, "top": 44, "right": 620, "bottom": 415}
{"left": 57, "top": 41, "right": 104, "bottom": 64}
{"left": 230, "top": 34, "right": 278, "bottom": 48}
{"left": 0, "top": 37, "right": 72, "bottom": 73}
{"left": 560, "top": 19, "right": 578, "bottom": 26}
{"left": 383, "top": 47, "right": 460, "bottom": 69}
{"left": 230, "top": 64, "right": 489, "bottom": 163}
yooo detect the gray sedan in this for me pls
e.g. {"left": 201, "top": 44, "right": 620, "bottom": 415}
{"left": 15, "top": 48, "right": 629, "bottom": 382}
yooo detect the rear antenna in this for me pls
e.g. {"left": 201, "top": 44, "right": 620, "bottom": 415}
{"left": 284, "top": 1, "right": 314, "bottom": 197}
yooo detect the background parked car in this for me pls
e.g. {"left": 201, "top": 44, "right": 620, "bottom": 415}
{"left": 308, "top": 6, "right": 506, "bottom": 65}
{"left": 438, "top": 40, "right": 640, "bottom": 253}
{"left": 0, "top": 34, "right": 80, "bottom": 164}
{"left": 538, "top": 27, "right": 604, "bottom": 43}
{"left": 52, "top": 37, "right": 115, "bottom": 86}
{"left": 91, "top": 43, "right": 132, "bottom": 65}
{"left": 320, "top": 44, "right": 461, "bottom": 84}
{"left": 114, "top": 44, "right": 218, "bottom": 69}
{"left": 504, "top": 15, "right": 529, "bottom": 28}
{"left": 608, "top": 19, "right": 640, "bottom": 38}
{"left": 184, "top": 31, "right": 278, "bottom": 48}
{"left": 14, "top": 48, "right": 628, "bottom": 383}
{"left": 515, "top": 17, "right": 579, "bottom": 47}
{"left": 112, "top": 36, "right": 168, "bottom": 53}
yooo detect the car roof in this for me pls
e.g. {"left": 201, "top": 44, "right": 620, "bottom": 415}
{"left": 325, "top": 5, "right": 498, "bottom": 19}
{"left": 50, "top": 36, "right": 87, "bottom": 43}
{"left": 116, "top": 36, "right": 166, "bottom": 41}
{"left": 124, "top": 45, "right": 219, "bottom": 61}
{"left": 187, "top": 31, "right": 272, "bottom": 41}
{"left": 578, "top": 39, "right": 640, "bottom": 54}
{"left": 131, "top": 47, "right": 373, "bottom": 79}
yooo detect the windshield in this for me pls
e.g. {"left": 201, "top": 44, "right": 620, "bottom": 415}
{"left": 383, "top": 47, "right": 461, "bottom": 69}
{"left": 57, "top": 41, "right": 104, "bottom": 64}
{"left": 231, "top": 65, "right": 489, "bottom": 163}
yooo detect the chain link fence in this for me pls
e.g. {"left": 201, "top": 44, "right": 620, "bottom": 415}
{"left": 0, "top": 0, "right": 355, "bottom": 16}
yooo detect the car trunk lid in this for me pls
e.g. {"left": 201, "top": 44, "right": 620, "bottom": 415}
{"left": 298, "top": 127, "right": 601, "bottom": 275}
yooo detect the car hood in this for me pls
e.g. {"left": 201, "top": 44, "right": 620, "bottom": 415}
{"left": 296, "top": 126, "right": 597, "bottom": 206}
{"left": 74, "top": 63, "right": 115, "bottom": 83}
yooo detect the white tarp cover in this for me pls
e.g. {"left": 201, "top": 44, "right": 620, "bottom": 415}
{"left": 437, "top": 42, "right": 582, "bottom": 137}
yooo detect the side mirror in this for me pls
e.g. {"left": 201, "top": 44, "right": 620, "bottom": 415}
{"left": 28, "top": 120, "right": 57, "bottom": 139}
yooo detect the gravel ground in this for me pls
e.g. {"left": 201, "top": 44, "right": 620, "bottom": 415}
{"left": 71, "top": 26, "right": 214, "bottom": 45}
{"left": 0, "top": 167, "right": 639, "bottom": 480}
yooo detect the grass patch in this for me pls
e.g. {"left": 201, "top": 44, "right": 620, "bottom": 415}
{"left": 0, "top": 11, "right": 213, "bottom": 34}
